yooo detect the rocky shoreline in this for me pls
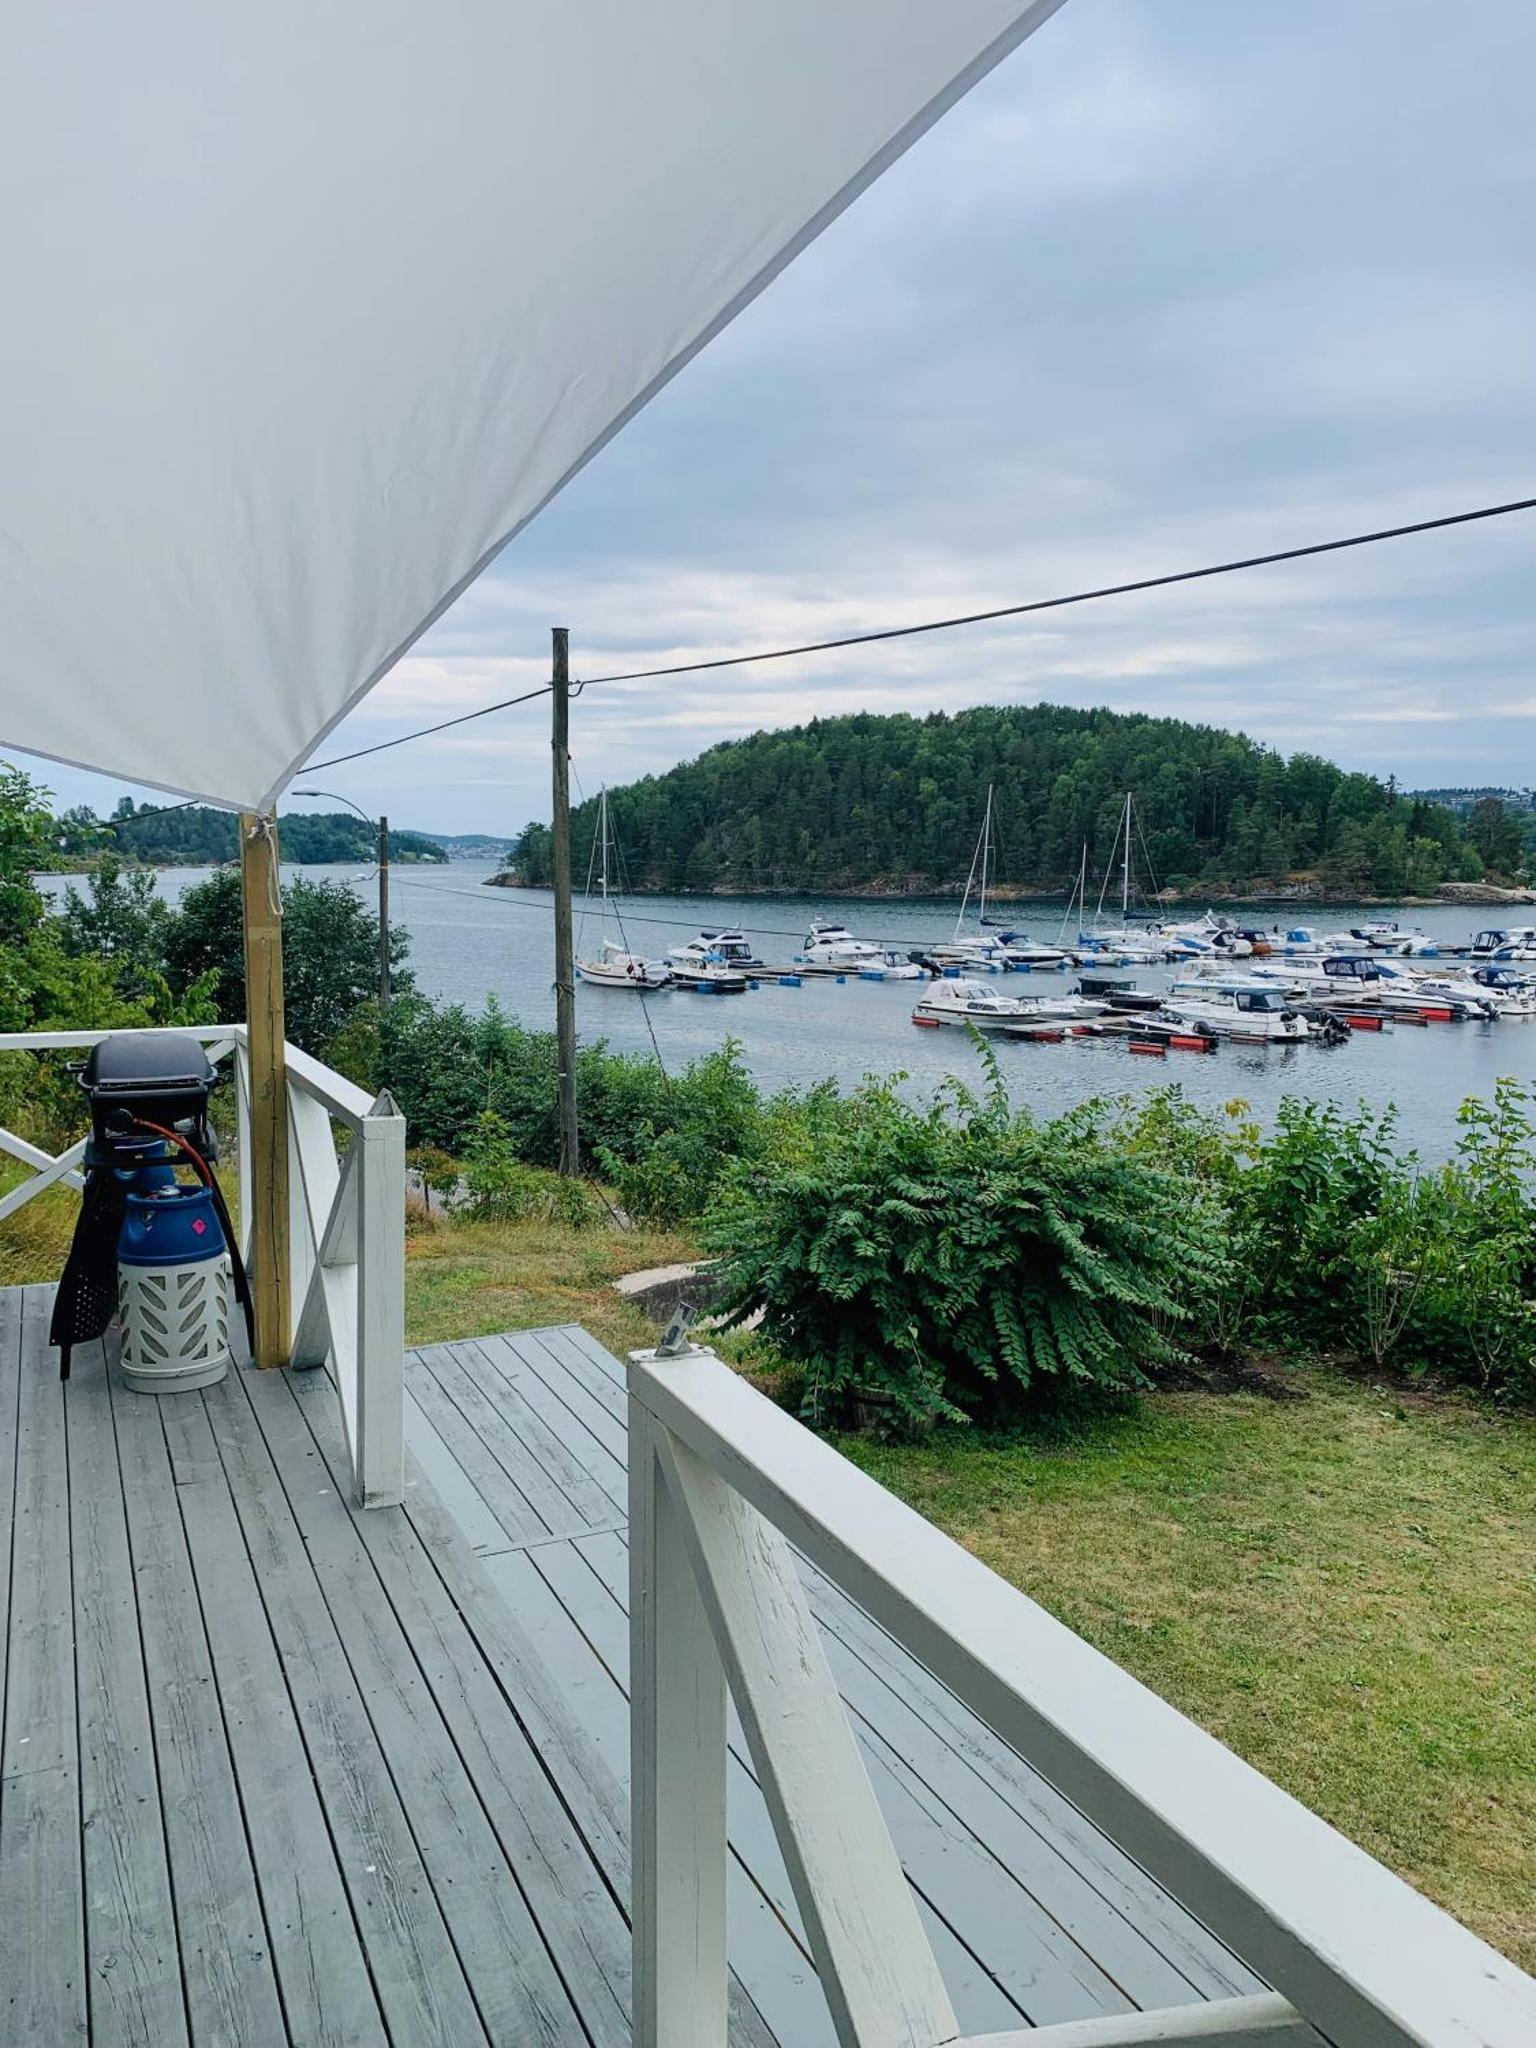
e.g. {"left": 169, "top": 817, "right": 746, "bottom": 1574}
{"left": 485, "top": 871, "right": 1536, "bottom": 909}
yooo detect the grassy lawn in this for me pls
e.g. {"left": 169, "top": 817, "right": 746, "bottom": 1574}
{"left": 404, "top": 1210, "right": 694, "bottom": 1359}
{"left": 841, "top": 1376, "right": 1536, "bottom": 1972}
{"left": 5, "top": 1184, "right": 1532, "bottom": 1968}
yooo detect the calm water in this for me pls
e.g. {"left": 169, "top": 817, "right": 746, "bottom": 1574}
{"left": 42, "top": 864, "right": 1536, "bottom": 1163}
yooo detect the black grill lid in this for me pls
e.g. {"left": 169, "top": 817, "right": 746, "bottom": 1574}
{"left": 80, "top": 1032, "right": 214, "bottom": 1096}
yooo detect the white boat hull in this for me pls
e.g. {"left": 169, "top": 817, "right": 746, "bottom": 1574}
{"left": 577, "top": 960, "right": 670, "bottom": 991}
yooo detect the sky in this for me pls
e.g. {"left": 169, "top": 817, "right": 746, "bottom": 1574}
{"left": 40, "top": 0, "right": 1536, "bottom": 835}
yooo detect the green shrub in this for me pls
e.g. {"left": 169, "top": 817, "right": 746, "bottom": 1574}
{"left": 703, "top": 1044, "right": 1230, "bottom": 1433}
{"left": 462, "top": 1114, "right": 601, "bottom": 1230}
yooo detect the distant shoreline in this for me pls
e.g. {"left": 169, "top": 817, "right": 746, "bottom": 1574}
{"left": 485, "top": 872, "right": 1535, "bottom": 910}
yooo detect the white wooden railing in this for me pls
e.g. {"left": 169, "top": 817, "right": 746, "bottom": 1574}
{"left": 0, "top": 1023, "right": 405, "bottom": 1509}
{"left": 628, "top": 1344, "right": 1536, "bottom": 2048}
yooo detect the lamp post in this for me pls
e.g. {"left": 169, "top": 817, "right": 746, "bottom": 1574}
{"left": 292, "top": 788, "right": 391, "bottom": 1007}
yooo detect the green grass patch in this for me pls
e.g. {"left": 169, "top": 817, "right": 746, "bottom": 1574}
{"left": 839, "top": 1370, "right": 1536, "bottom": 1970}
{"left": 404, "top": 1210, "right": 695, "bottom": 1361}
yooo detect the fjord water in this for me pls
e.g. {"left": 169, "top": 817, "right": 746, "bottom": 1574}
{"left": 52, "top": 864, "right": 1536, "bottom": 1164}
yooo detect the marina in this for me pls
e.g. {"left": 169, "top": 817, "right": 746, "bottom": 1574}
{"left": 43, "top": 866, "right": 1536, "bottom": 1167}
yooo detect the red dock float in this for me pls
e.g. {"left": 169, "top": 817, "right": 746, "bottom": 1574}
{"left": 912, "top": 1015, "right": 942, "bottom": 1028}
{"left": 1129, "top": 1039, "right": 1167, "bottom": 1056}
{"left": 1347, "top": 1014, "right": 1385, "bottom": 1031}
{"left": 1419, "top": 1006, "right": 1455, "bottom": 1023}
{"left": 1168, "top": 1033, "right": 1218, "bottom": 1053}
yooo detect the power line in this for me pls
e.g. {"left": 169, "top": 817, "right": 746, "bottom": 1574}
{"left": 574, "top": 494, "right": 1536, "bottom": 685}
{"left": 306, "top": 682, "right": 560, "bottom": 772}
{"left": 298, "top": 491, "right": 1535, "bottom": 770}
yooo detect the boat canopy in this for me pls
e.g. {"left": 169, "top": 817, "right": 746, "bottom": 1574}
{"left": 0, "top": 0, "right": 1062, "bottom": 811}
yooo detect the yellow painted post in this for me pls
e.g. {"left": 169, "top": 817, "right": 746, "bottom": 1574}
{"left": 240, "top": 811, "right": 292, "bottom": 1366}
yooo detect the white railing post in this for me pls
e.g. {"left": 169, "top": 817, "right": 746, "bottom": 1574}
{"left": 629, "top": 1394, "right": 728, "bottom": 2048}
{"left": 353, "top": 1087, "right": 405, "bottom": 1508}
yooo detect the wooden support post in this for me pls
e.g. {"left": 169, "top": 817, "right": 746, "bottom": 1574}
{"left": 377, "top": 814, "right": 391, "bottom": 1008}
{"left": 240, "top": 811, "right": 291, "bottom": 1367}
{"left": 551, "top": 627, "right": 580, "bottom": 1174}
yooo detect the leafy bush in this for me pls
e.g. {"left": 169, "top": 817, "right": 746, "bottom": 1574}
{"left": 703, "top": 1045, "right": 1230, "bottom": 1432}
{"left": 462, "top": 1113, "right": 602, "bottom": 1229}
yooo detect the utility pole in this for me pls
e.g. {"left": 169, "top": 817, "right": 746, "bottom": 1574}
{"left": 378, "top": 813, "right": 391, "bottom": 1007}
{"left": 550, "top": 627, "right": 580, "bottom": 1175}
{"left": 239, "top": 811, "right": 291, "bottom": 1366}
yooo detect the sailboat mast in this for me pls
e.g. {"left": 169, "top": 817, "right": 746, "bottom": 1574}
{"left": 1121, "top": 792, "right": 1131, "bottom": 922}
{"left": 598, "top": 787, "right": 610, "bottom": 907}
{"left": 979, "top": 784, "right": 993, "bottom": 928}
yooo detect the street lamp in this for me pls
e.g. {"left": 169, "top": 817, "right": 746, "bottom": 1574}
{"left": 292, "top": 788, "right": 392, "bottom": 1006}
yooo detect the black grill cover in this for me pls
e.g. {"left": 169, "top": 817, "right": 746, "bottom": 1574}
{"left": 79, "top": 1032, "right": 215, "bottom": 1146}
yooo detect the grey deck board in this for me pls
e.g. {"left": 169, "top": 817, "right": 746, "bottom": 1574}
{"left": 238, "top": 1359, "right": 592, "bottom": 2047}
{"left": 201, "top": 1367, "right": 496, "bottom": 2048}
{"left": 284, "top": 1362, "right": 635, "bottom": 2048}
{"left": 67, "top": 1326, "right": 189, "bottom": 2048}
{"left": 158, "top": 1390, "right": 389, "bottom": 2047}
{"left": 0, "top": 1287, "right": 87, "bottom": 2046}
{"left": 106, "top": 1340, "right": 293, "bottom": 2047}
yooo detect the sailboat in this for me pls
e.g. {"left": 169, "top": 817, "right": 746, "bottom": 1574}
{"left": 575, "top": 790, "right": 672, "bottom": 991}
{"left": 1077, "top": 794, "right": 1167, "bottom": 965}
{"left": 926, "top": 787, "right": 1069, "bottom": 971}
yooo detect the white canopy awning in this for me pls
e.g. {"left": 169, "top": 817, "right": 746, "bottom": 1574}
{"left": 0, "top": 1, "right": 1063, "bottom": 811}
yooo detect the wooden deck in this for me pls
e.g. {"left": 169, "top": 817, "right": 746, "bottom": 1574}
{"left": 0, "top": 1284, "right": 1265, "bottom": 2045}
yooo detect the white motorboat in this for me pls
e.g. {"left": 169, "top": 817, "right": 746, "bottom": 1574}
{"left": 1471, "top": 965, "right": 1536, "bottom": 1016}
{"left": 1161, "top": 985, "right": 1310, "bottom": 1041}
{"left": 912, "top": 979, "right": 1106, "bottom": 1029}
{"left": 1157, "top": 912, "right": 1252, "bottom": 958}
{"left": 692, "top": 927, "right": 766, "bottom": 968}
{"left": 856, "top": 949, "right": 925, "bottom": 982}
{"left": 911, "top": 979, "right": 1029, "bottom": 1028}
{"left": 1295, "top": 956, "right": 1497, "bottom": 1019}
{"left": 1076, "top": 927, "right": 1167, "bottom": 966}
{"left": 796, "top": 919, "right": 888, "bottom": 972}
{"left": 665, "top": 940, "right": 749, "bottom": 992}
{"left": 1471, "top": 926, "right": 1536, "bottom": 961}
{"left": 575, "top": 790, "right": 672, "bottom": 991}
{"left": 983, "top": 929, "right": 1073, "bottom": 970}
{"left": 1349, "top": 920, "right": 1438, "bottom": 956}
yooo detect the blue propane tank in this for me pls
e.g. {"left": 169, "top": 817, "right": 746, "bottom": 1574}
{"left": 117, "top": 1180, "right": 231, "bottom": 1393}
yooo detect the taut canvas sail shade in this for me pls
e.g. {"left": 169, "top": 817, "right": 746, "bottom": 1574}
{"left": 0, "top": 0, "right": 1065, "bottom": 811}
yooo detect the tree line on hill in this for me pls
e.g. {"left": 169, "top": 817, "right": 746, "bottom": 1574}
{"left": 50, "top": 798, "right": 447, "bottom": 868}
{"left": 508, "top": 703, "right": 1525, "bottom": 899}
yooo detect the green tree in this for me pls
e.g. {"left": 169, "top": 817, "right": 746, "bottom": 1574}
{"left": 1467, "top": 797, "right": 1524, "bottom": 878}
{"left": 161, "top": 870, "right": 414, "bottom": 1052}
{"left": 59, "top": 855, "right": 173, "bottom": 1002}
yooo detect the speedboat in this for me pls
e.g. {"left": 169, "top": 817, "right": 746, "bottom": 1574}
{"left": 796, "top": 919, "right": 888, "bottom": 972}
{"left": 665, "top": 940, "right": 749, "bottom": 992}
{"left": 911, "top": 979, "right": 1028, "bottom": 1028}
{"left": 576, "top": 938, "right": 671, "bottom": 991}
{"left": 913, "top": 979, "right": 1105, "bottom": 1029}
{"left": 1471, "top": 965, "right": 1536, "bottom": 1016}
{"left": 1161, "top": 985, "right": 1309, "bottom": 1041}
{"left": 1076, "top": 927, "right": 1167, "bottom": 966}
{"left": 1471, "top": 927, "right": 1536, "bottom": 961}
{"left": 1350, "top": 921, "right": 1438, "bottom": 956}
{"left": 1310, "top": 957, "right": 1497, "bottom": 1019}
{"left": 984, "top": 928, "right": 1073, "bottom": 969}
{"left": 855, "top": 948, "right": 925, "bottom": 982}
{"left": 1156, "top": 914, "right": 1251, "bottom": 958}
{"left": 692, "top": 927, "right": 766, "bottom": 968}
